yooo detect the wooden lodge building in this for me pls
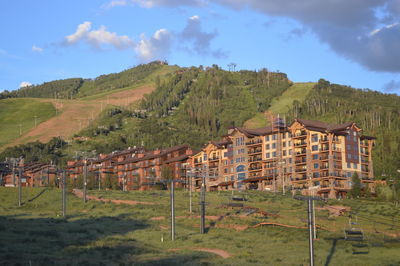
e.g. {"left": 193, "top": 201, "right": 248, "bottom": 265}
{"left": 191, "top": 118, "right": 376, "bottom": 199}
{"left": 1, "top": 161, "right": 57, "bottom": 187}
{"left": 66, "top": 145, "right": 194, "bottom": 190}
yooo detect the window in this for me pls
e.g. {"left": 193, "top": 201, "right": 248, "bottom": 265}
{"left": 224, "top": 168, "right": 228, "bottom": 174}
{"left": 312, "top": 145, "right": 318, "bottom": 151}
{"left": 353, "top": 163, "right": 357, "bottom": 169}
{"left": 288, "top": 141, "right": 292, "bottom": 146}
{"left": 283, "top": 150, "right": 287, "bottom": 156}
{"left": 313, "top": 154, "right": 318, "bottom": 160}
{"left": 266, "top": 153, "right": 270, "bottom": 158}
{"left": 347, "top": 154, "right": 351, "bottom": 159}
{"left": 347, "top": 144, "right": 351, "bottom": 150}
{"left": 266, "top": 144, "right": 270, "bottom": 150}
{"left": 265, "top": 135, "right": 270, "bottom": 141}
{"left": 272, "top": 151, "right": 277, "bottom": 157}
{"left": 272, "top": 134, "right": 277, "bottom": 140}
{"left": 314, "top": 163, "right": 319, "bottom": 169}
{"left": 288, "top": 158, "right": 292, "bottom": 164}
{"left": 236, "top": 165, "right": 245, "bottom": 172}
{"left": 347, "top": 172, "right": 352, "bottom": 177}
{"left": 347, "top": 162, "right": 351, "bottom": 168}
{"left": 237, "top": 173, "right": 246, "bottom": 180}
{"left": 283, "top": 142, "right": 286, "bottom": 148}
{"left": 311, "top": 134, "right": 318, "bottom": 142}
{"left": 231, "top": 176, "right": 235, "bottom": 181}
{"left": 272, "top": 143, "right": 276, "bottom": 149}
{"left": 289, "top": 149, "right": 292, "bottom": 155}
{"left": 353, "top": 136, "right": 357, "bottom": 142}
{"left": 203, "top": 154, "right": 207, "bottom": 161}
{"left": 282, "top": 133, "right": 286, "bottom": 139}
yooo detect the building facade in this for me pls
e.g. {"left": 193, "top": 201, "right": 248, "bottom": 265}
{"left": 190, "top": 118, "right": 375, "bottom": 199}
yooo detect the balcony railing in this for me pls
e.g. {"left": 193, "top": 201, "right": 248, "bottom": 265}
{"left": 295, "top": 158, "right": 307, "bottom": 164}
{"left": 246, "top": 139, "right": 262, "bottom": 146}
{"left": 209, "top": 157, "right": 220, "bottom": 161}
{"left": 248, "top": 149, "right": 262, "bottom": 154}
{"left": 293, "top": 131, "right": 307, "bottom": 138}
{"left": 248, "top": 157, "right": 262, "bottom": 162}
{"left": 249, "top": 166, "right": 262, "bottom": 171}
{"left": 294, "top": 141, "right": 307, "bottom": 147}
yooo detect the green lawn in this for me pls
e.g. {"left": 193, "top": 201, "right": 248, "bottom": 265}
{"left": 0, "top": 187, "right": 399, "bottom": 265}
{"left": 0, "top": 98, "right": 55, "bottom": 147}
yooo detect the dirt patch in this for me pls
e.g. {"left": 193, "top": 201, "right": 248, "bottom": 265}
{"left": 316, "top": 205, "right": 351, "bottom": 217}
{"left": 4, "top": 85, "right": 154, "bottom": 149}
{"left": 168, "top": 248, "right": 231, "bottom": 259}
{"left": 72, "top": 189, "right": 155, "bottom": 206}
{"left": 151, "top": 216, "right": 165, "bottom": 221}
{"left": 215, "top": 224, "right": 249, "bottom": 231}
{"left": 159, "top": 225, "right": 168, "bottom": 230}
{"left": 176, "top": 215, "right": 222, "bottom": 221}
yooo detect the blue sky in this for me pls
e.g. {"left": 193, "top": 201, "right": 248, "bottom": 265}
{"left": 1, "top": 0, "right": 400, "bottom": 94}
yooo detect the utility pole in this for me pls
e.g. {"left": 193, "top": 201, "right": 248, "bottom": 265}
{"left": 189, "top": 168, "right": 193, "bottom": 214}
{"left": 83, "top": 159, "right": 87, "bottom": 203}
{"left": 34, "top": 115, "right": 38, "bottom": 127}
{"left": 62, "top": 170, "right": 67, "bottom": 217}
{"left": 200, "top": 165, "right": 207, "bottom": 234}
{"left": 308, "top": 198, "right": 315, "bottom": 266}
{"left": 171, "top": 179, "right": 175, "bottom": 241}
{"left": 18, "top": 161, "right": 22, "bottom": 207}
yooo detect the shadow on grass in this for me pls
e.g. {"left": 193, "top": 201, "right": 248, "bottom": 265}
{"left": 26, "top": 188, "right": 48, "bottom": 203}
{"left": 324, "top": 238, "right": 339, "bottom": 266}
{"left": 0, "top": 214, "right": 150, "bottom": 265}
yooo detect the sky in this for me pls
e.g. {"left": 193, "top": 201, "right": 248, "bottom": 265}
{"left": 1, "top": 0, "right": 400, "bottom": 94}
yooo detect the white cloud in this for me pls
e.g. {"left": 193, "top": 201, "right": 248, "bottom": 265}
{"left": 64, "top": 21, "right": 134, "bottom": 50}
{"left": 19, "top": 82, "right": 32, "bottom": 88}
{"left": 102, "top": 0, "right": 128, "bottom": 9}
{"left": 103, "top": 0, "right": 206, "bottom": 8}
{"left": 32, "top": 45, "right": 43, "bottom": 53}
{"left": 136, "top": 29, "right": 172, "bottom": 62}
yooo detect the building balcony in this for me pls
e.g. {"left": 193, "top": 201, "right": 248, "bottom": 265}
{"left": 295, "top": 168, "right": 307, "bottom": 173}
{"left": 292, "top": 132, "right": 307, "bottom": 139}
{"left": 319, "top": 137, "right": 328, "bottom": 143}
{"left": 248, "top": 157, "right": 262, "bottom": 162}
{"left": 248, "top": 149, "right": 262, "bottom": 154}
{"left": 249, "top": 166, "right": 262, "bottom": 171}
{"left": 246, "top": 139, "right": 263, "bottom": 146}
{"left": 294, "top": 141, "right": 307, "bottom": 147}
{"left": 209, "top": 156, "right": 220, "bottom": 162}
{"left": 295, "top": 158, "right": 307, "bottom": 165}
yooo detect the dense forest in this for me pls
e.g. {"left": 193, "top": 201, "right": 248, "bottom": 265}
{"left": 1, "top": 64, "right": 399, "bottom": 183}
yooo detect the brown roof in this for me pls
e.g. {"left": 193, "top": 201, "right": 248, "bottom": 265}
{"left": 164, "top": 154, "right": 190, "bottom": 164}
{"left": 294, "top": 119, "right": 356, "bottom": 133}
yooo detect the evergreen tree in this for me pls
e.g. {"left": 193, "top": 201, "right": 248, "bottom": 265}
{"left": 350, "top": 172, "right": 362, "bottom": 198}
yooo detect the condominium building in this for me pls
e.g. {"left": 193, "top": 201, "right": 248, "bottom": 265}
{"left": 190, "top": 118, "right": 375, "bottom": 199}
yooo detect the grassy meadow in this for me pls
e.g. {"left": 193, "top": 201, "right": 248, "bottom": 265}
{"left": 0, "top": 187, "right": 399, "bottom": 265}
{"left": 0, "top": 98, "right": 55, "bottom": 147}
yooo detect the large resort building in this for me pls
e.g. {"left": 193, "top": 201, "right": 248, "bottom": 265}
{"left": 0, "top": 118, "right": 376, "bottom": 199}
{"left": 191, "top": 118, "right": 376, "bottom": 199}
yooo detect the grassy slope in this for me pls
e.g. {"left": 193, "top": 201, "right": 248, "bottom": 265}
{"left": 0, "top": 65, "right": 179, "bottom": 151}
{"left": 0, "top": 98, "right": 55, "bottom": 147}
{"left": 244, "top": 82, "right": 315, "bottom": 129}
{"left": 0, "top": 187, "right": 399, "bottom": 265}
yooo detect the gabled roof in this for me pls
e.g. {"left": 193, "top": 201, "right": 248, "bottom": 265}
{"left": 293, "top": 119, "right": 357, "bottom": 134}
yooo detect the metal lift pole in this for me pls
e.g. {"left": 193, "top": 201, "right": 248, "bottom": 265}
{"left": 200, "top": 165, "right": 207, "bottom": 234}
{"left": 171, "top": 179, "right": 175, "bottom": 241}
{"left": 62, "top": 171, "right": 67, "bottom": 217}
{"left": 308, "top": 198, "right": 315, "bottom": 266}
{"left": 18, "top": 164, "right": 22, "bottom": 207}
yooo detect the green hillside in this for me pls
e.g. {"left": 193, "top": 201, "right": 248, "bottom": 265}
{"left": 0, "top": 61, "right": 177, "bottom": 100}
{"left": 244, "top": 82, "right": 315, "bottom": 128}
{"left": 0, "top": 98, "right": 55, "bottom": 147}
